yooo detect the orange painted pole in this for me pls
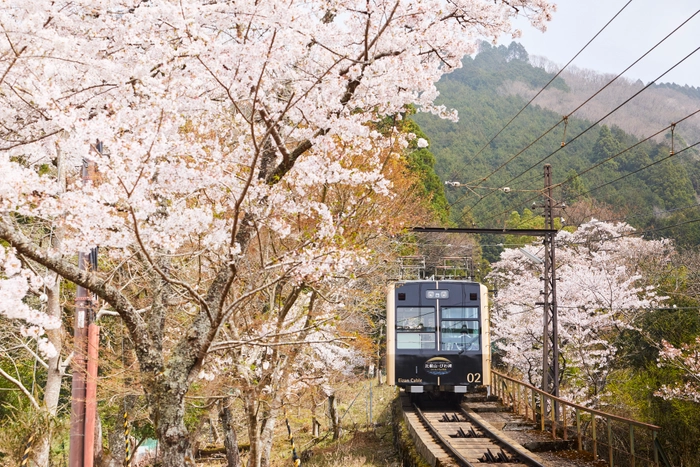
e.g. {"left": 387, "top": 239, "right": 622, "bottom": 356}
{"left": 84, "top": 323, "right": 100, "bottom": 467}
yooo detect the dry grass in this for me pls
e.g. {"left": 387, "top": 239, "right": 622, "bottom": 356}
{"left": 268, "top": 381, "right": 400, "bottom": 467}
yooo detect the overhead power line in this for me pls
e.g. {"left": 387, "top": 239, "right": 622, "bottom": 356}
{"left": 445, "top": 0, "right": 634, "bottom": 208}
{"left": 600, "top": 202, "right": 700, "bottom": 225}
{"left": 455, "top": 9, "right": 700, "bottom": 222}
{"left": 456, "top": 0, "right": 634, "bottom": 174}
{"left": 567, "top": 140, "right": 700, "bottom": 201}
{"left": 506, "top": 45, "right": 700, "bottom": 186}
{"left": 478, "top": 137, "right": 700, "bottom": 228}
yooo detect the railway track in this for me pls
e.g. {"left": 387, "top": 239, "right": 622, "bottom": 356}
{"left": 403, "top": 397, "right": 547, "bottom": 467}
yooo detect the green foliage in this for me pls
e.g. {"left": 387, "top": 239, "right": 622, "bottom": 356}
{"left": 376, "top": 110, "right": 450, "bottom": 224}
{"left": 606, "top": 367, "right": 700, "bottom": 467}
{"left": 610, "top": 258, "right": 700, "bottom": 466}
{"left": 402, "top": 119, "right": 450, "bottom": 224}
{"left": 411, "top": 42, "right": 700, "bottom": 246}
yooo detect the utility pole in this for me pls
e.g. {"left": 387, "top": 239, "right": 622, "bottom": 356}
{"left": 541, "top": 164, "right": 560, "bottom": 400}
{"left": 69, "top": 141, "right": 101, "bottom": 467}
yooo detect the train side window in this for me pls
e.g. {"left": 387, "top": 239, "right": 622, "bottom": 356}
{"left": 440, "top": 307, "right": 480, "bottom": 351}
{"left": 396, "top": 307, "right": 435, "bottom": 350}
{"left": 396, "top": 307, "right": 436, "bottom": 332}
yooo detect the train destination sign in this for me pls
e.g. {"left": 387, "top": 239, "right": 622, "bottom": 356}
{"left": 426, "top": 289, "right": 449, "bottom": 299}
{"left": 424, "top": 357, "right": 453, "bottom": 375}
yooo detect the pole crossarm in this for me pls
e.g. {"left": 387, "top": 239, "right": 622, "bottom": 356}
{"left": 409, "top": 227, "right": 557, "bottom": 236}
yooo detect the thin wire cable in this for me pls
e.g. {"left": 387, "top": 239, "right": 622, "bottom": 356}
{"left": 474, "top": 9, "right": 700, "bottom": 190}
{"left": 444, "top": 0, "right": 635, "bottom": 208}
{"left": 478, "top": 136, "right": 700, "bottom": 228}
{"left": 505, "top": 45, "right": 700, "bottom": 186}
{"left": 567, "top": 141, "right": 700, "bottom": 201}
{"left": 459, "top": 0, "right": 633, "bottom": 173}
{"left": 553, "top": 108, "right": 700, "bottom": 191}
{"left": 457, "top": 10, "right": 700, "bottom": 219}
{"left": 595, "top": 216, "right": 700, "bottom": 241}
{"left": 599, "top": 202, "right": 700, "bottom": 225}
{"left": 470, "top": 51, "right": 700, "bottom": 225}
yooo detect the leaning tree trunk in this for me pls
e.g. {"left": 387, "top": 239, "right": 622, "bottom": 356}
{"left": 259, "top": 410, "right": 279, "bottom": 467}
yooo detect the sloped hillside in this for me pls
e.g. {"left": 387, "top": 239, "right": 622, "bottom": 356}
{"left": 412, "top": 42, "right": 700, "bottom": 248}
{"left": 505, "top": 56, "right": 700, "bottom": 145}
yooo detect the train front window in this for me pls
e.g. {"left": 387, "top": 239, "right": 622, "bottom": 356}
{"left": 440, "top": 307, "right": 480, "bottom": 351}
{"left": 396, "top": 307, "right": 435, "bottom": 349}
{"left": 442, "top": 307, "right": 478, "bottom": 319}
{"left": 396, "top": 333, "right": 436, "bottom": 349}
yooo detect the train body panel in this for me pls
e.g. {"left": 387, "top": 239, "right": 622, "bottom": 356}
{"left": 387, "top": 280, "right": 490, "bottom": 393}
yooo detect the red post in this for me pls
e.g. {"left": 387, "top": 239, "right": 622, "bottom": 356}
{"left": 69, "top": 149, "right": 100, "bottom": 467}
{"left": 68, "top": 277, "right": 90, "bottom": 467}
{"left": 84, "top": 323, "right": 100, "bottom": 467}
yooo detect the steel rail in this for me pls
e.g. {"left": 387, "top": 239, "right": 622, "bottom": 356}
{"left": 412, "top": 402, "right": 547, "bottom": 467}
{"left": 459, "top": 406, "right": 547, "bottom": 467}
{"left": 412, "top": 403, "right": 475, "bottom": 467}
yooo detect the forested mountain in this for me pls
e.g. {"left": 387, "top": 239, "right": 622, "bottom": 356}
{"left": 522, "top": 55, "right": 700, "bottom": 145}
{"left": 413, "top": 42, "right": 700, "bottom": 250}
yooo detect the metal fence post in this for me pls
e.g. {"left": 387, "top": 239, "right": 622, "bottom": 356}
{"left": 607, "top": 417, "right": 613, "bottom": 467}
{"left": 630, "top": 425, "right": 635, "bottom": 467}
{"left": 592, "top": 415, "right": 597, "bottom": 460}
{"left": 576, "top": 409, "right": 582, "bottom": 451}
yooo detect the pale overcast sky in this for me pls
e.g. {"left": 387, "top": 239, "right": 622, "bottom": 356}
{"left": 505, "top": 0, "right": 700, "bottom": 87}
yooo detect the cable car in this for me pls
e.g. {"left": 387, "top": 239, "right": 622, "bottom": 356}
{"left": 387, "top": 280, "right": 490, "bottom": 394}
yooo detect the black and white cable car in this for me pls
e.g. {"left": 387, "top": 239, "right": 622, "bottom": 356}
{"left": 387, "top": 280, "right": 490, "bottom": 394}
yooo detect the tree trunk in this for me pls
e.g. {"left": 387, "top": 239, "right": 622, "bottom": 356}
{"left": 34, "top": 148, "right": 67, "bottom": 467}
{"left": 259, "top": 410, "right": 278, "bottom": 467}
{"left": 152, "top": 382, "right": 191, "bottom": 467}
{"left": 219, "top": 398, "right": 242, "bottom": 467}
{"left": 328, "top": 394, "right": 340, "bottom": 440}
{"left": 244, "top": 395, "right": 262, "bottom": 467}
{"left": 104, "top": 429, "right": 125, "bottom": 467}
{"left": 33, "top": 278, "right": 63, "bottom": 467}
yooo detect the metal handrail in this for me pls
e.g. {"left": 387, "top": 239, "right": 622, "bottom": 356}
{"left": 491, "top": 370, "right": 665, "bottom": 467}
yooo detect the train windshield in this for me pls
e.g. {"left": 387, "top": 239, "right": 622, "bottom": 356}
{"left": 396, "top": 307, "right": 436, "bottom": 349}
{"left": 440, "top": 307, "right": 480, "bottom": 351}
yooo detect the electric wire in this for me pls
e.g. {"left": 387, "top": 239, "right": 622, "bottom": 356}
{"left": 547, "top": 108, "right": 700, "bottom": 195}
{"left": 464, "top": 51, "right": 700, "bottom": 226}
{"left": 455, "top": 10, "right": 700, "bottom": 221}
{"left": 471, "top": 9, "right": 700, "bottom": 190}
{"left": 478, "top": 137, "right": 699, "bottom": 228}
{"left": 444, "top": 0, "right": 635, "bottom": 208}
{"left": 599, "top": 202, "right": 700, "bottom": 225}
{"left": 458, "top": 0, "right": 633, "bottom": 172}
{"left": 566, "top": 140, "right": 700, "bottom": 201}
{"left": 504, "top": 45, "right": 700, "bottom": 186}
{"left": 483, "top": 136, "right": 700, "bottom": 232}
{"left": 591, "top": 215, "right": 700, "bottom": 241}
{"left": 485, "top": 109, "right": 700, "bottom": 229}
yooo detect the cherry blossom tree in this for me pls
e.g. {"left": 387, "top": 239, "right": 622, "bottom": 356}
{"left": 656, "top": 338, "right": 700, "bottom": 404}
{"left": 0, "top": 1, "right": 554, "bottom": 464}
{"left": 489, "top": 220, "right": 671, "bottom": 405}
